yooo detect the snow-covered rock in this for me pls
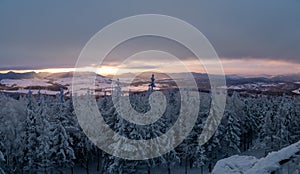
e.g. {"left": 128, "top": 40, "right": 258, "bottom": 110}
{"left": 246, "top": 141, "right": 300, "bottom": 174}
{"left": 212, "top": 141, "right": 300, "bottom": 174}
{"left": 212, "top": 155, "right": 258, "bottom": 174}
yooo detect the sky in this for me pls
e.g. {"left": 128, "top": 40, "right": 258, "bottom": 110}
{"left": 0, "top": 0, "right": 300, "bottom": 75}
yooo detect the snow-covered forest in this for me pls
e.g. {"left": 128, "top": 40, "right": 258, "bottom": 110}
{"left": 0, "top": 89, "right": 300, "bottom": 173}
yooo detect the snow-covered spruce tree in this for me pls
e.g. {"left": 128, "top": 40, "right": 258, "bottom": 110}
{"left": 107, "top": 156, "right": 139, "bottom": 174}
{"left": 0, "top": 150, "right": 5, "bottom": 174}
{"left": 162, "top": 150, "right": 180, "bottom": 174}
{"left": 192, "top": 146, "right": 207, "bottom": 174}
{"left": 74, "top": 90, "right": 99, "bottom": 174}
{"left": 288, "top": 95, "right": 300, "bottom": 143}
{"left": 107, "top": 118, "right": 134, "bottom": 173}
{"left": 49, "top": 121, "right": 75, "bottom": 169}
{"left": 96, "top": 96, "right": 119, "bottom": 173}
{"left": 275, "top": 95, "right": 300, "bottom": 146}
{"left": 173, "top": 90, "right": 192, "bottom": 170}
{"left": 255, "top": 95, "right": 300, "bottom": 154}
{"left": 75, "top": 131, "right": 95, "bottom": 174}
{"left": 107, "top": 93, "right": 147, "bottom": 173}
{"left": 64, "top": 94, "right": 83, "bottom": 173}
{"left": 107, "top": 156, "right": 120, "bottom": 174}
{"left": 256, "top": 95, "right": 271, "bottom": 146}
{"left": 275, "top": 96, "right": 292, "bottom": 148}
{"left": 222, "top": 110, "right": 241, "bottom": 156}
{"left": 49, "top": 89, "right": 75, "bottom": 170}
{"left": 160, "top": 90, "right": 180, "bottom": 174}
{"left": 0, "top": 95, "right": 7, "bottom": 173}
{"left": 176, "top": 135, "right": 194, "bottom": 173}
{"left": 260, "top": 96, "right": 283, "bottom": 153}
{"left": 205, "top": 123, "right": 223, "bottom": 173}
{"left": 0, "top": 94, "right": 27, "bottom": 172}
{"left": 230, "top": 92, "right": 255, "bottom": 152}
{"left": 23, "top": 90, "right": 40, "bottom": 172}
{"left": 35, "top": 93, "right": 55, "bottom": 172}
{"left": 243, "top": 97, "right": 262, "bottom": 149}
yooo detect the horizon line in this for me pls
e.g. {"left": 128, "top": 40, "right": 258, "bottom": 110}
{"left": 0, "top": 68, "right": 299, "bottom": 78}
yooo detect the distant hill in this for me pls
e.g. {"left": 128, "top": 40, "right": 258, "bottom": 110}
{"left": 0, "top": 71, "right": 300, "bottom": 95}
{"left": 0, "top": 71, "right": 37, "bottom": 80}
{"left": 270, "top": 73, "right": 300, "bottom": 82}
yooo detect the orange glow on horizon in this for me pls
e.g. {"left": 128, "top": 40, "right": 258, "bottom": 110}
{"left": 0, "top": 66, "right": 119, "bottom": 76}
{"left": 0, "top": 59, "right": 299, "bottom": 76}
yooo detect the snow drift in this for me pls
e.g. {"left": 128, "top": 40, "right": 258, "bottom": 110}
{"left": 212, "top": 140, "right": 300, "bottom": 174}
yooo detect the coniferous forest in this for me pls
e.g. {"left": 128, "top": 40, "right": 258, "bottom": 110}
{"left": 0, "top": 89, "right": 300, "bottom": 173}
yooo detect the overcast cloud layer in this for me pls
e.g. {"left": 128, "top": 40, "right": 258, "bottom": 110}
{"left": 0, "top": 0, "right": 299, "bottom": 70}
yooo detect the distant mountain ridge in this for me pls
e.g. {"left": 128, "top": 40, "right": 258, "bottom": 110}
{"left": 0, "top": 71, "right": 300, "bottom": 95}
{"left": 0, "top": 71, "right": 107, "bottom": 80}
{"left": 0, "top": 71, "right": 37, "bottom": 80}
{"left": 1, "top": 71, "right": 300, "bottom": 85}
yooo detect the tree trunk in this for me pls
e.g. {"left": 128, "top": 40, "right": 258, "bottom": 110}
{"left": 71, "top": 167, "right": 74, "bottom": 174}
{"left": 167, "top": 165, "right": 171, "bottom": 174}
{"left": 201, "top": 166, "right": 203, "bottom": 174}
{"left": 208, "top": 163, "right": 212, "bottom": 173}
{"left": 98, "top": 154, "right": 106, "bottom": 174}
{"left": 190, "top": 158, "right": 193, "bottom": 168}
{"left": 185, "top": 157, "right": 188, "bottom": 174}
{"left": 179, "top": 156, "right": 183, "bottom": 166}
{"left": 97, "top": 151, "right": 100, "bottom": 171}
{"left": 85, "top": 155, "right": 89, "bottom": 174}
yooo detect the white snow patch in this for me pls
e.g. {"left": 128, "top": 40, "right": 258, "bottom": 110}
{"left": 0, "top": 78, "right": 51, "bottom": 87}
{"left": 50, "top": 76, "right": 111, "bottom": 86}
{"left": 212, "top": 155, "right": 258, "bottom": 174}
{"left": 246, "top": 141, "right": 300, "bottom": 174}
{"left": 2, "top": 89, "right": 62, "bottom": 95}
{"left": 50, "top": 77, "right": 72, "bottom": 86}
{"left": 213, "top": 140, "right": 300, "bottom": 174}
{"left": 228, "top": 86, "right": 242, "bottom": 90}
{"left": 292, "top": 88, "right": 300, "bottom": 94}
{"left": 261, "top": 84, "right": 277, "bottom": 87}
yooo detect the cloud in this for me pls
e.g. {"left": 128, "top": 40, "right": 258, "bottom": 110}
{"left": 120, "top": 65, "right": 159, "bottom": 69}
{"left": 0, "top": 0, "right": 299, "bottom": 70}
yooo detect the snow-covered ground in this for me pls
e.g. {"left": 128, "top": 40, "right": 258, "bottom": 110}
{"left": 212, "top": 155, "right": 258, "bottom": 174}
{"left": 222, "top": 83, "right": 261, "bottom": 90}
{"left": 59, "top": 163, "right": 209, "bottom": 174}
{"left": 292, "top": 88, "right": 300, "bottom": 94}
{"left": 1, "top": 89, "right": 62, "bottom": 95}
{"left": 1, "top": 72, "right": 300, "bottom": 96}
{"left": 0, "top": 75, "right": 113, "bottom": 95}
{"left": 0, "top": 78, "right": 51, "bottom": 87}
{"left": 50, "top": 77, "right": 73, "bottom": 86}
{"left": 212, "top": 140, "right": 300, "bottom": 174}
{"left": 0, "top": 74, "right": 168, "bottom": 95}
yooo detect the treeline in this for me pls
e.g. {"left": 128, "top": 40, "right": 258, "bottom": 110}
{"left": 0, "top": 90, "right": 300, "bottom": 173}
